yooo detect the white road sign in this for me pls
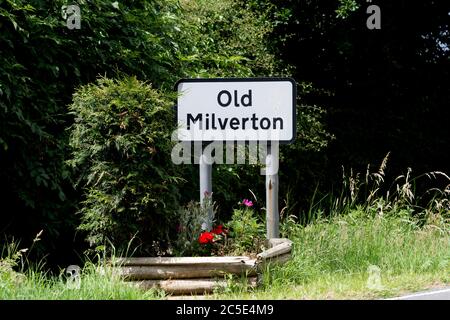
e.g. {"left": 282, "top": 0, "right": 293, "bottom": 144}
{"left": 176, "top": 78, "right": 296, "bottom": 143}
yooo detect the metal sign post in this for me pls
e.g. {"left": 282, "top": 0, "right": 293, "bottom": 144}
{"left": 265, "top": 142, "right": 279, "bottom": 238}
{"left": 199, "top": 152, "right": 213, "bottom": 230}
{"left": 175, "top": 78, "right": 296, "bottom": 239}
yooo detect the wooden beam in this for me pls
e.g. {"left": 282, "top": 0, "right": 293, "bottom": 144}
{"left": 259, "top": 253, "right": 291, "bottom": 268}
{"left": 114, "top": 256, "right": 255, "bottom": 266}
{"left": 137, "top": 277, "right": 258, "bottom": 295}
{"left": 267, "top": 238, "right": 293, "bottom": 248}
{"left": 257, "top": 241, "right": 292, "bottom": 261}
{"left": 120, "top": 263, "right": 257, "bottom": 280}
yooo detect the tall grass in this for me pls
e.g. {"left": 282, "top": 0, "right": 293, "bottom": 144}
{"left": 1, "top": 154, "right": 448, "bottom": 300}
{"left": 297, "top": 153, "right": 450, "bottom": 225}
{"left": 277, "top": 210, "right": 448, "bottom": 281}
{"left": 0, "top": 242, "right": 163, "bottom": 300}
{"left": 217, "top": 156, "right": 450, "bottom": 299}
{"left": 215, "top": 210, "right": 449, "bottom": 299}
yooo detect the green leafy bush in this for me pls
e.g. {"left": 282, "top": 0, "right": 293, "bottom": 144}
{"left": 173, "top": 198, "right": 215, "bottom": 256}
{"left": 178, "top": 0, "right": 282, "bottom": 78}
{"left": 226, "top": 204, "right": 265, "bottom": 255}
{"left": 0, "top": 0, "right": 191, "bottom": 247}
{"left": 0, "top": 0, "right": 332, "bottom": 262}
{"left": 68, "top": 77, "right": 183, "bottom": 254}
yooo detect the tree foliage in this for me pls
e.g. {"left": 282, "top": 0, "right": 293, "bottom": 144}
{"left": 281, "top": 0, "right": 449, "bottom": 168}
{"left": 68, "top": 77, "right": 181, "bottom": 253}
{"left": 0, "top": 0, "right": 332, "bottom": 259}
{"left": 245, "top": 0, "right": 450, "bottom": 216}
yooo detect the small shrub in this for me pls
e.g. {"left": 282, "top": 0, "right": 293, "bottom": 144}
{"left": 173, "top": 198, "right": 215, "bottom": 256}
{"left": 68, "top": 77, "right": 183, "bottom": 255}
{"left": 173, "top": 197, "right": 266, "bottom": 257}
{"left": 226, "top": 201, "right": 265, "bottom": 255}
{"left": 173, "top": 196, "right": 230, "bottom": 256}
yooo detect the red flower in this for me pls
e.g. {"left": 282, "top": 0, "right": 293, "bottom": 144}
{"left": 211, "top": 225, "right": 227, "bottom": 235}
{"left": 198, "top": 231, "right": 214, "bottom": 244}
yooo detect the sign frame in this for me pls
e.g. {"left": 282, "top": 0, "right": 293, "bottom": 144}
{"left": 175, "top": 77, "right": 297, "bottom": 144}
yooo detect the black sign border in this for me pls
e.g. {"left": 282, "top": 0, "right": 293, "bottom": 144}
{"left": 174, "top": 77, "right": 297, "bottom": 144}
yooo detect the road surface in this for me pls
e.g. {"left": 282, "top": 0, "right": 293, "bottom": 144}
{"left": 389, "top": 287, "right": 450, "bottom": 300}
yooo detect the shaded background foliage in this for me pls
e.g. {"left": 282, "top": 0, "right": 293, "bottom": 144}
{"left": 0, "top": 0, "right": 448, "bottom": 264}
{"left": 68, "top": 77, "right": 181, "bottom": 255}
{"left": 252, "top": 0, "right": 450, "bottom": 197}
{"left": 0, "top": 0, "right": 195, "bottom": 263}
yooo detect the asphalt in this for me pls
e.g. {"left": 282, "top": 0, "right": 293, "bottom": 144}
{"left": 388, "top": 287, "right": 450, "bottom": 300}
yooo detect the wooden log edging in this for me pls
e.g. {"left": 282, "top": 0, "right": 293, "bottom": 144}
{"left": 116, "top": 256, "right": 255, "bottom": 267}
{"left": 117, "top": 256, "right": 257, "bottom": 280}
{"left": 257, "top": 239, "right": 293, "bottom": 261}
{"left": 121, "top": 263, "right": 257, "bottom": 280}
{"left": 255, "top": 238, "right": 293, "bottom": 271}
{"left": 137, "top": 277, "right": 258, "bottom": 295}
{"left": 116, "top": 238, "right": 292, "bottom": 295}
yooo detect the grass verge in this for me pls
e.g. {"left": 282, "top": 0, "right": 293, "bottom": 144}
{"left": 1, "top": 209, "right": 448, "bottom": 299}
{"left": 0, "top": 258, "right": 164, "bottom": 300}
{"left": 213, "top": 209, "right": 449, "bottom": 299}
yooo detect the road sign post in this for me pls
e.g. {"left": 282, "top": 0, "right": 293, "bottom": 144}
{"left": 176, "top": 78, "right": 296, "bottom": 238}
{"left": 265, "top": 142, "right": 279, "bottom": 238}
{"left": 199, "top": 152, "right": 213, "bottom": 230}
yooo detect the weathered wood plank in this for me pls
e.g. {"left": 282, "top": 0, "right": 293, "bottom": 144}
{"left": 114, "top": 256, "right": 255, "bottom": 266}
{"left": 166, "top": 295, "right": 208, "bottom": 300}
{"left": 139, "top": 278, "right": 225, "bottom": 295}
{"left": 120, "top": 262, "right": 257, "bottom": 280}
{"left": 259, "top": 253, "right": 291, "bottom": 268}
{"left": 267, "top": 238, "right": 293, "bottom": 248}
{"left": 139, "top": 277, "right": 258, "bottom": 295}
{"left": 257, "top": 241, "right": 292, "bottom": 261}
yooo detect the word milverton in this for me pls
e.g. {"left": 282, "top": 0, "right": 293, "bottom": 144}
{"left": 186, "top": 113, "right": 284, "bottom": 131}
{"left": 185, "top": 89, "right": 284, "bottom": 131}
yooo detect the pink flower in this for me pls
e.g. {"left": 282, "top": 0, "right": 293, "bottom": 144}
{"left": 204, "top": 191, "right": 212, "bottom": 198}
{"left": 242, "top": 199, "right": 253, "bottom": 207}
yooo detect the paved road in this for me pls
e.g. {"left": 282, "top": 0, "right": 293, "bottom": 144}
{"left": 389, "top": 287, "right": 450, "bottom": 300}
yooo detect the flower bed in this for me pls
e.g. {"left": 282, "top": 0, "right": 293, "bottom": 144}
{"left": 115, "top": 238, "right": 292, "bottom": 296}
{"left": 113, "top": 196, "right": 292, "bottom": 296}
